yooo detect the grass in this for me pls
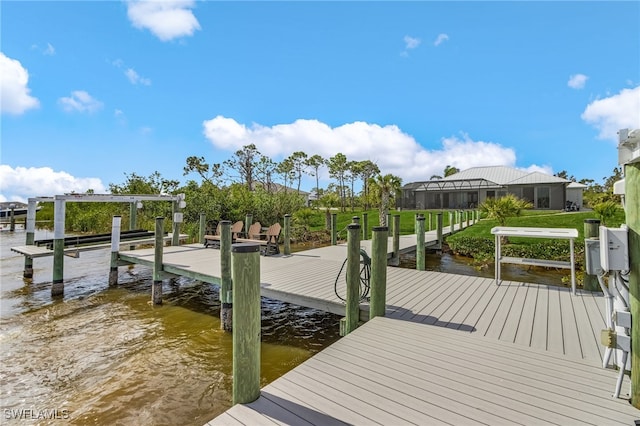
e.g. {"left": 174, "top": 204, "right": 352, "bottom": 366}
{"left": 305, "top": 207, "right": 625, "bottom": 244}
{"left": 455, "top": 209, "right": 625, "bottom": 244}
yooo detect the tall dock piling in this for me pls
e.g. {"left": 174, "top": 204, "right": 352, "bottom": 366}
{"left": 152, "top": 217, "right": 164, "bottom": 305}
{"left": 436, "top": 212, "right": 443, "bottom": 253}
{"left": 369, "top": 226, "right": 388, "bottom": 319}
{"left": 129, "top": 202, "right": 137, "bottom": 250}
{"left": 284, "top": 214, "right": 291, "bottom": 255}
{"left": 220, "top": 221, "right": 233, "bottom": 332}
{"left": 23, "top": 199, "right": 37, "bottom": 279}
{"left": 583, "top": 219, "right": 601, "bottom": 292}
{"left": 331, "top": 213, "right": 337, "bottom": 245}
{"left": 199, "top": 213, "right": 206, "bottom": 245}
{"left": 362, "top": 213, "right": 368, "bottom": 240}
{"left": 449, "top": 211, "right": 454, "bottom": 234}
{"left": 51, "top": 196, "right": 66, "bottom": 297}
{"left": 108, "top": 215, "right": 121, "bottom": 286}
{"left": 231, "top": 243, "right": 261, "bottom": 405}
{"left": 341, "top": 223, "right": 361, "bottom": 336}
{"left": 416, "top": 215, "right": 426, "bottom": 271}
{"left": 245, "top": 213, "right": 253, "bottom": 236}
{"left": 9, "top": 204, "right": 16, "bottom": 231}
{"left": 390, "top": 214, "right": 400, "bottom": 267}
{"left": 626, "top": 161, "right": 640, "bottom": 408}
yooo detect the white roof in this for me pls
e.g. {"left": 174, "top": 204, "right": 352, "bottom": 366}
{"left": 441, "top": 166, "right": 569, "bottom": 185}
{"left": 440, "top": 166, "right": 527, "bottom": 185}
{"left": 567, "top": 181, "right": 588, "bottom": 189}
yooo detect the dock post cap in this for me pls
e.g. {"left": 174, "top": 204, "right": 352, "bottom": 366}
{"left": 220, "top": 220, "right": 232, "bottom": 224}
{"left": 232, "top": 243, "right": 261, "bottom": 253}
{"left": 347, "top": 223, "right": 361, "bottom": 230}
{"left": 584, "top": 219, "right": 601, "bottom": 224}
{"left": 372, "top": 226, "right": 388, "bottom": 231}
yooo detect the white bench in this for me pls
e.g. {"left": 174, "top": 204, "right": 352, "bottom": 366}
{"left": 491, "top": 226, "right": 578, "bottom": 294}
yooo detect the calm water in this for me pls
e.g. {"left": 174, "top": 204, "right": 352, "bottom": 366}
{"left": 0, "top": 227, "right": 341, "bottom": 425}
{"left": 400, "top": 249, "right": 569, "bottom": 287}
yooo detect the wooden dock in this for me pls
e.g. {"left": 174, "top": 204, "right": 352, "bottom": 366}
{"left": 208, "top": 316, "right": 639, "bottom": 426}
{"left": 113, "top": 236, "right": 639, "bottom": 425}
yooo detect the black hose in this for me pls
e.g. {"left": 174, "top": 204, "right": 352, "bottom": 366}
{"left": 334, "top": 252, "right": 371, "bottom": 302}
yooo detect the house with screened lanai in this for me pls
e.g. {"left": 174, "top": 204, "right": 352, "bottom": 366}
{"left": 400, "top": 165, "right": 582, "bottom": 210}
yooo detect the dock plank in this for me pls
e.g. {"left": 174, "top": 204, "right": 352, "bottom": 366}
{"left": 547, "top": 287, "right": 564, "bottom": 355}
{"left": 209, "top": 317, "right": 640, "bottom": 425}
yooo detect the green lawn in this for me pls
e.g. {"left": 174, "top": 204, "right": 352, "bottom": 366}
{"left": 306, "top": 207, "right": 625, "bottom": 244}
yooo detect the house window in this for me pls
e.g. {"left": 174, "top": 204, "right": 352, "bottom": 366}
{"left": 487, "top": 191, "right": 495, "bottom": 199}
{"left": 537, "top": 187, "right": 550, "bottom": 209}
{"left": 523, "top": 187, "right": 534, "bottom": 204}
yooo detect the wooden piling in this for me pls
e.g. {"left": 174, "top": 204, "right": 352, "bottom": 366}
{"left": 129, "top": 202, "right": 138, "bottom": 250}
{"left": 626, "top": 161, "right": 640, "bottom": 409}
{"left": 23, "top": 200, "right": 37, "bottom": 279}
{"left": 449, "top": 211, "right": 454, "bottom": 234}
{"left": 459, "top": 210, "right": 463, "bottom": 231}
{"left": 245, "top": 213, "right": 253, "bottom": 236}
{"left": 199, "top": 213, "right": 206, "bottom": 244}
{"left": 437, "top": 212, "right": 443, "bottom": 253}
{"left": 220, "top": 221, "right": 232, "bottom": 332}
{"left": 331, "top": 213, "right": 337, "bottom": 245}
{"left": 369, "top": 226, "right": 388, "bottom": 320}
{"left": 390, "top": 214, "right": 400, "bottom": 267}
{"left": 108, "top": 216, "right": 121, "bottom": 286}
{"left": 341, "top": 223, "right": 361, "bottom": 336}
{"left": 387, "top": 213, "right": 392, "bottom": 231}
{"left": 152, "top": 217, "right": 164, "bottom": 305}
{"left": 51, "top": 197, "right": 65, "bottom": 297}
{"left": 416, "top": 215, "right": 426, "bottom": 271}
{"left": 428, "top": 212, "right": 433, "bottom": 231}
{"left": 583, "top": 219, "right": 601, "bottom": 292}
{"left": 172, "top": 201, "right": 181, "bottom": 246}
{"left": 362, "top": 212, "right": 368, "bottom": 240}
{"left": 9, "top": 204, "right": 15, "bottom": 231}
{"left": 284, "top": 214, "right": 291, "bottom": 255}
{"left": 232, "top": 243, "right": 261, "bottom": 405}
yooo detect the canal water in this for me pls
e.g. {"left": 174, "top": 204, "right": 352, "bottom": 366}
{"left": 0, "top": 228, "right": 341, "bottom": 425}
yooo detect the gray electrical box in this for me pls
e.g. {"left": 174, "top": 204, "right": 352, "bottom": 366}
{"left": 599, "top": 226, "right": 629, "bottom": 272}
{"left": 585, "top": 238, "right": 602, "bottom": 275}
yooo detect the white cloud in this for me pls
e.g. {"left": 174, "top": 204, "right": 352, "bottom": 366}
{"left": 127, "top": 0, "right": 201, "bottom": 41}
{"left": 581, "top": 85, "right": 640, "bottom": 140}
{"left": 434, "top": 33, "right": 449, "bottom": 46}
{"left": 0, "top": 165, "right": 107, "bottom": 203}
{"left": 0, "top": 52, "right": 40, "bottom": 115}
{"left": 404, "top": 35, "right": 421, "bottom": 50}
{"left": 44, "top": 43, "right": 56, "bottom": 56}
{"left": 125, "top": 68, "right": 151, "bottom": 85}
{"left": 202, "top": 116, "right": 520, "bottom": 184}
{"left": 568, "top": 74, "right": 588, "bottom": 89}
{"left": 58, "top": 90, "right": 103, "bottom": 113}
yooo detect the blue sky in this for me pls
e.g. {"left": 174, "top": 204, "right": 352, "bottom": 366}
{"left": 2, "top": 1, "right": 639, "bottom": 202}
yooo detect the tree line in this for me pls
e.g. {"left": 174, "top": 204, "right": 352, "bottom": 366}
{"left": 41, "top": 146, "right": 403, "bottom": 236}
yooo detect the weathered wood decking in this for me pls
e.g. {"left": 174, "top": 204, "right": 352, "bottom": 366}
{"left": 115, "top": 238, "right": 639, "bottom": 425}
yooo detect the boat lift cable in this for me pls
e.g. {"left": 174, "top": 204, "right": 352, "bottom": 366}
{"left": 334, "top": 248, "right": 371, "bottom": 302}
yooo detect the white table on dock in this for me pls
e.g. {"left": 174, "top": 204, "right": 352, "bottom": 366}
{"left": 491, "top": 226, "right": 578, "bottom": 294}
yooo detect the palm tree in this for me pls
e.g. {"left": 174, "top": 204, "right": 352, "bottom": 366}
{"left": 370, "top": 173, "right": 402, "bottom": 227}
